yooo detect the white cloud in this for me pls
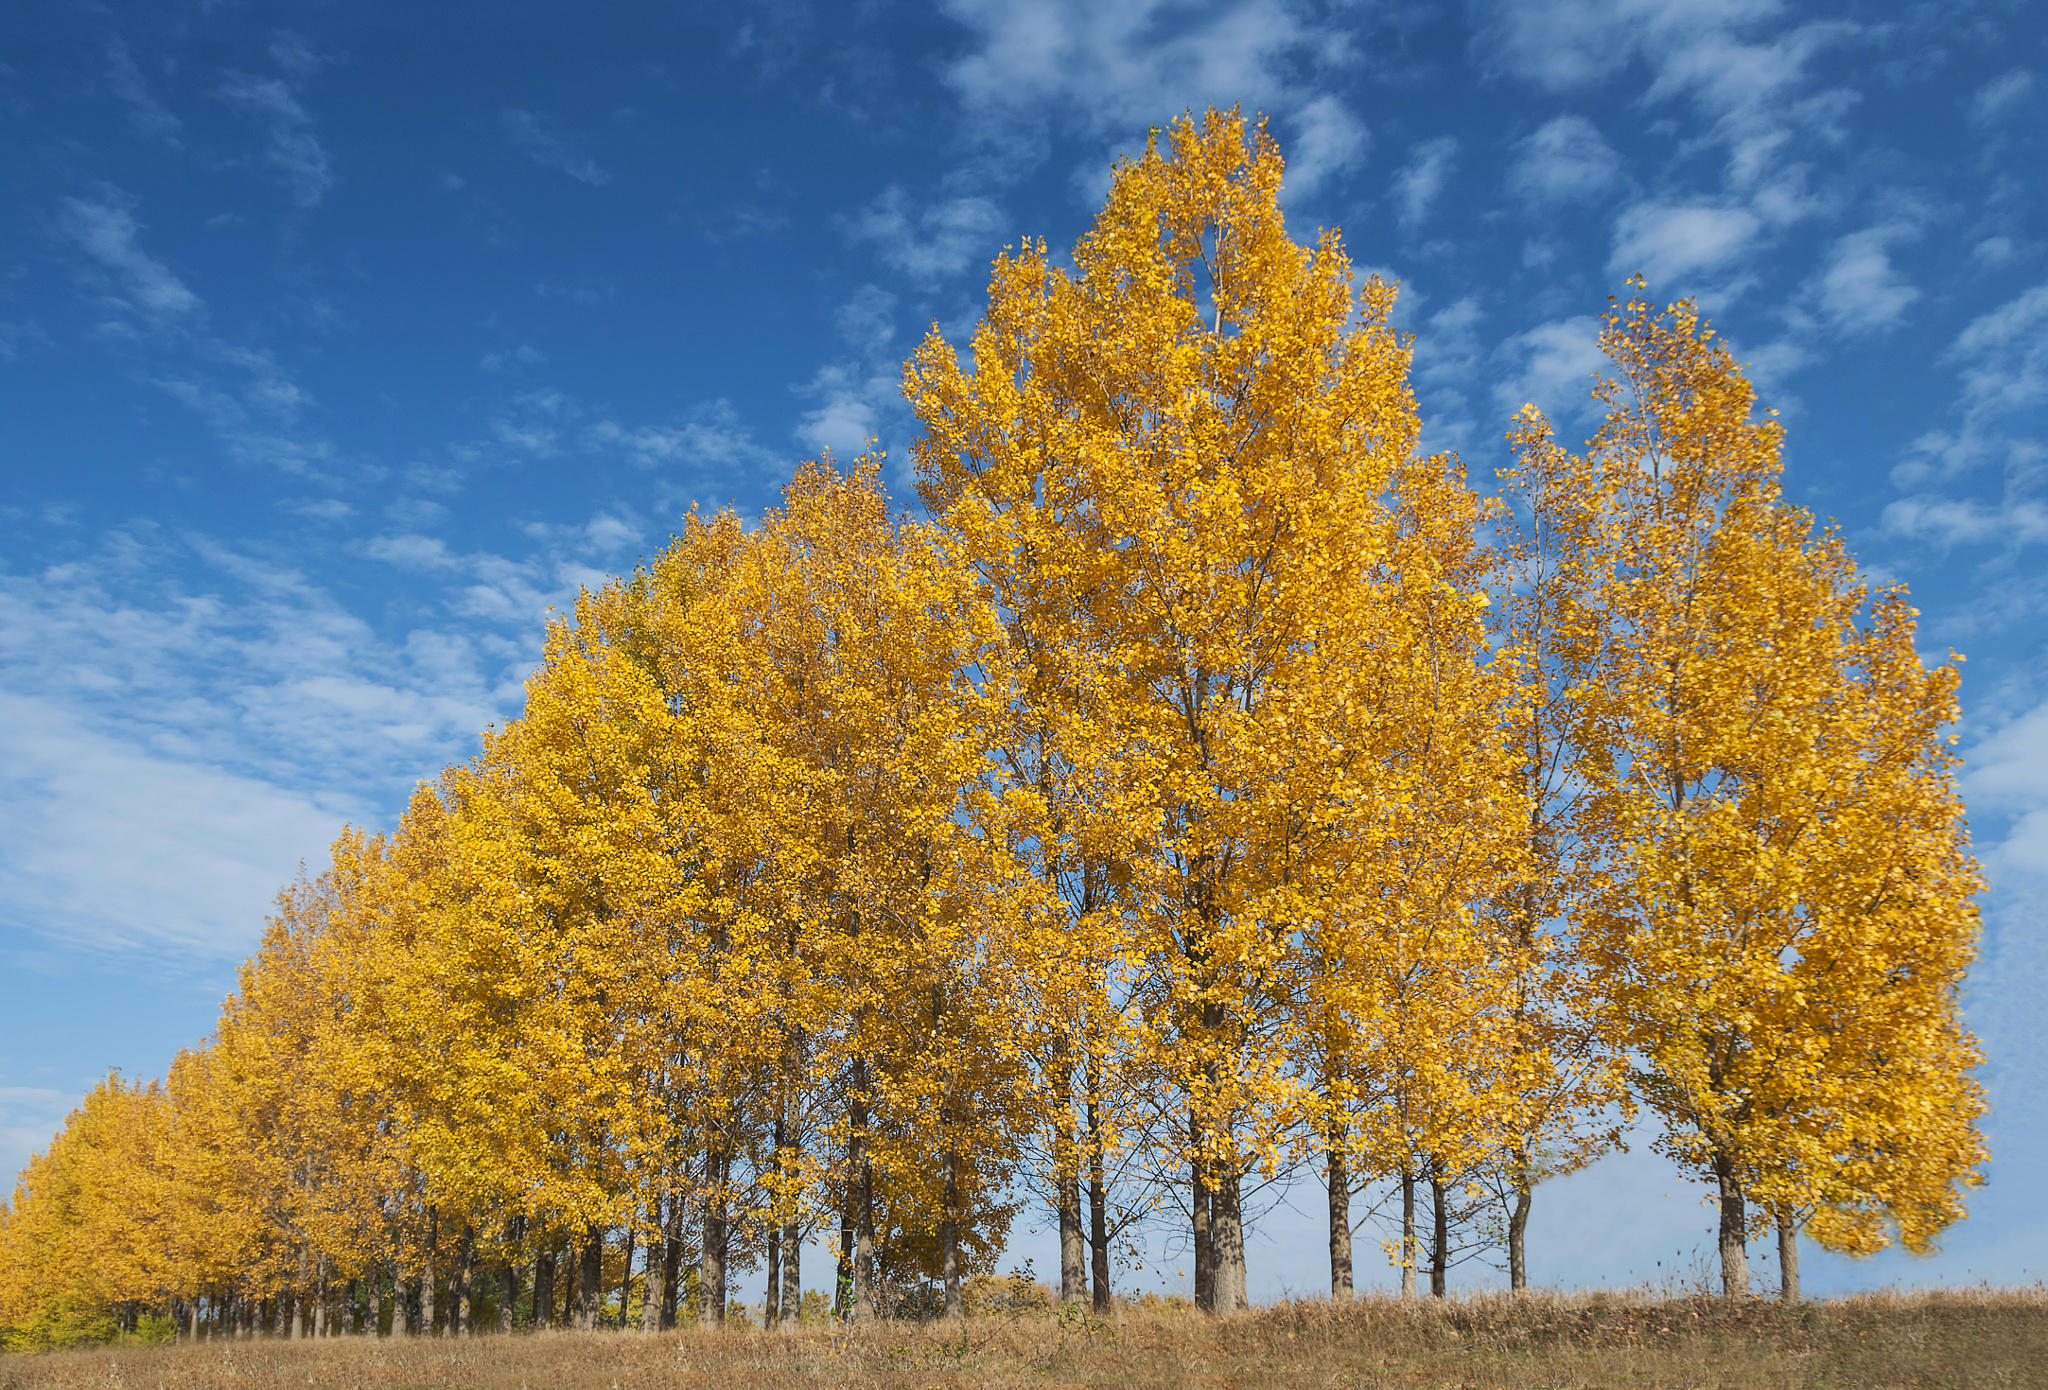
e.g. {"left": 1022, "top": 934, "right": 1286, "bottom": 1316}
{"left": 1508, "top": 115, "right": 1621, "bottom": 203}
{"left": 1493, "top": 315, "right": 1607, "bottom": 421}
{"left": 1609, "top": 201, "right": 1761, "bottom": 286}
{"left": 480, "top": 344, "right": 547, "bottom": 373}
{"left": 0, "top": 691, "right": 362, "bottom": 956}
{"left": 940, "top": 0, "right": 1313, "bottom": 134}
{"left": 1284, "top": 94, "right": 1367, "bottom": 200}
{"left": 1894, "top": 282, "right": 2048, "bottom": 483}
{"left": 1971, "top": 69, "right": 2033, "bottom": 126}
{"left": 1394, "top": 136, "right": 1458, "bottom": 230}
{"left": 843, "top": 187, "right": 1004, "bottom": 283}
{"left": 502, "top": 109, "right": 612, "bottom": 187}
{"left": 1474, "top": 0, "right": 1859, "bottom": 202}
{"left": 217, "top": 73, "right": 333, "bottom": 208}
{"left": 1470, "top": 0, "right": 1781, "bottom": 94}
{"left": 584, "top": 398, "right": 781, "bottom": 477}
{"left": 54, "top": 193, "right": 200, "bottom": 322}
{"left": 1817, "top": 223, "right": 1919, "bottom": 334}
{"left": 796, "top": 362, "right": 891, "bottom": 460}
{"left": 106, "top": 42, "right": 181, "bottom": 146}
{"left": 1879, "top": 496, "right": 2048, "bottom": 548}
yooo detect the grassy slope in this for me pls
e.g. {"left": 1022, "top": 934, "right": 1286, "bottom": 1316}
{"left": 4, "top": 1291, "right": 2044, "bottom": 1390}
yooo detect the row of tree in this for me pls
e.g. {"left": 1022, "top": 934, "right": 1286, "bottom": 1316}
{"left": 0, "top": 110, "right": 1986, "bottom": 1351}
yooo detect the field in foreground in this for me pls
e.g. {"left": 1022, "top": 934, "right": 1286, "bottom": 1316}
{"left": 5, "top": 1292, "right": 2045, "bottom": 1390}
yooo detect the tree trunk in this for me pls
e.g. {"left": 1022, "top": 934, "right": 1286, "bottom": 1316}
{"left": 1211, "top": 1161, "right": 1247, "bottom": 1314}
{"left": 835, "top": 1203, "right": 854, "bottom": 1320}
{"left": 576, "top": 1226, "right": 603, "bottom": 1329}
{"left": 1429, "top": 1161, "right": 1448, "bottom": 1298}
{"left": 533, "top": 1247, "right": 553, "bottom": 1329}
{"left": 1712, "top": 1146, "right": 1749, "bottom": 1298}
{"left": 661, "top": 1199, "right": 685, "bottom": 1329}
{"left": 1508, "top": 1147, "right": 1533, "bottom": 1294}
{"left": 764, "top": 1227, "right": 780, "bottom": 1330}
{"left": 779, "top": 1218, "right": 802, "bottom": 1330}
{"left": 1399, "top": 1164, "right": 1417, "bottom": 1300}
{"left": 644, "top": 1199, "right": 666, "bottom": 1332}
{"left": 452, "top": 1227, "right": 474, "bottom": 1336}
{"left": 422, "top": 1214, "right": 439, "bottom": 1335}
{"left": 850, "top": 1060, "right": 875, "bottom": 1321}
{"left": 620, "top": 1220, "right": 634, "bottom": 1330}
{"left": 942, "top": 1143, "right": 964, "bottom": 1320}
{"left": 368, "top": 1270, "right": 383, "bottom": 1337}
{"left": 1191, "top": 1111, "right": 1214, "bottom": 1312}
{"left": 1777, "top": 1210, "right": 1800, "bottom": 1303}
{"left": 313, "top": 1256, "right": 329, "bottom": 1338}
{"left": 500, "top": 1259, "right": 517, "bottom": 1333}
{"left": 345, "top": 1279, "right": 360, "bottom": 1334}
{"left": 1057, "top": 1119, "right": 1087, "bottom": 1304}
{"left": 1326, "top": 1119, "right": 1352, "bottom": 1298}
{"left": 1087, "top": 1067, "right": 1112, "bottom": 1314}
{"left": 701, "top": 1149, "right": 728, "bottom": 1326}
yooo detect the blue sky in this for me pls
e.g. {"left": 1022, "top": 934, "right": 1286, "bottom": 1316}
{"left": 1, "top": 0, "right": 2043, "bottom": 1301}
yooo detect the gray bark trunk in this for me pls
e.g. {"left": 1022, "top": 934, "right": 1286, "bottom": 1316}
{"left": 942, "top": 1144, "right": 964, "bottom": 1320}
{"left": 1713, "top": 1147, "right": 1749, "bottom": 1298}
{"left": 1327, "top": 1120, "right": 1352, "bottom": 1297}
{"left": 1778, "top": 1210, "right": 1800, "bottom": 1303}
{"left": 1399, "top": 1165, "right": 1417, "bottom": 1300}
{"left": 1211, "top": 1161, "right": 1247, "bottom": 1313}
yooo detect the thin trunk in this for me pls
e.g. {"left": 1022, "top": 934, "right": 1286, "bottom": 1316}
{"left": 346, "top": 1279, "right": 360, "bottom": 1335}
{"left": 185, "top": 1298, "right": 200, "bottom": 1341}
{"left": 700, "top": 1148, "right": 727, "bottom": 1326}
{"left": 422, "top": 1212, "right": 439, "bottom": 1335}
{"left": 452, "top": 1227, "right": 474, "bottom": 1336}
{"left": 1429, "top": 1161, "right": 1448, "bottom": 1298}
{"left": 850, "top": 1058, "right": 875, "bottom": 1321}
{"left": 532, "top": 1247, "right": 554, "bottom": 1330}
{"left": 620, "top": 1220, "right": 634, "bottom": 1330}
{"left": 576, "top": 1226, "right": 603, "bottom": 1330}
{"left": 1777, "top": 1210, "right": 1800, "bottom": 1303}
{"left": 293, "top": 1247, "right": 310, "bottom": 1339}
{"left": 1326, "top": 1119, "right": 1352, "bottom": 1298}
{"left": 764, "top": 1208, "right": 780, "bottom": 1329}
{"left": 368, "top": 1269, "right": 383, "bottom": 1337}
{"left": 1211, "top": 1161, "right": 1247, "bottom": 1314}
{"left": 1399, "top": 1164, "right": 1417, "bottom": 1300}
{"left": 1086, "top": 1062, "right": 1111, "bottom": 1313}
{"left": 1190, "top": 1108, "right": 1213, "bottom": 1313}
{"left": 313, "top": 1256, "right": 329, "bottom": 1338}
{"left": 835, "top": 1203, "right": 854, "bottom": 1320}
{"left": 779, "top": 1218, "right": 802, "bottom": 1331}
{"left": 941, "top": 1142, "right": 963, "bottom": 1320}
{"left": 1508, "top": 1147, "right": 1534, "bottom": 1293}
{"left": 499, "top": 1260, "right": 516, "bottom": 1334}
{"left": 1712, "top": 1145, "right": 1749, "bottom": 1298}
{"left": 1056, "top": 1055, "right": 1086, "bottom": 1306}
{"left": 661, "top": 1200, "right": 684, "bottom": 1329}
{"left": 642, "top": 1199, "right": 665, "bottom": 1332}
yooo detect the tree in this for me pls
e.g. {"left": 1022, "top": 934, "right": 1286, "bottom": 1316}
{"left": 910, "top": 106, "right": 1506, "bottom": 1311}
{"left": 1559, "top": 289, "right": 1988, "bottom": 1296}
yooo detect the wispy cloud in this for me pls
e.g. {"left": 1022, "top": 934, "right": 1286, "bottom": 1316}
{"left": 502, "top": 109, "right": 612, "bottom": 186}
{"left": 1394, "top": 136, "right": 1458, "bottom": 231}
{"left": 1816, "top": 221, "right": 1920, "bottom": 334}
{"left": 1971, "top": 68, "right": 2033, "bottom": 126}
{"left": 1508, "top": 115, "right": 1621, "bottom": 204}
{"left": 843, "top": 186, "right": 1004, "bottom": 283}
{"left": 106, "top": 42, "right": 181, "bottom": 146}
{"left": 1608, "top": 201, "right": 1761, "bottom": 286}
{"left": 53, "top": 193, "right": 200, "bottom": 323}
{"left": 217, "top": 69, "right": 333, "bottom": 207}
{"left": 1284, "top": 94, "right": 1367, "bottom": 200}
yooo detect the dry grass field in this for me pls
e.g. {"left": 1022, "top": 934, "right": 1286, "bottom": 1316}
{"left": 4, "top": 1291, "right": 2044, "bottom": 1390}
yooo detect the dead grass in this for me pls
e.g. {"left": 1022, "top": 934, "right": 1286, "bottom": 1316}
{"left": 5, "top": 1289, "right": 2045, "bottom": 1390}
